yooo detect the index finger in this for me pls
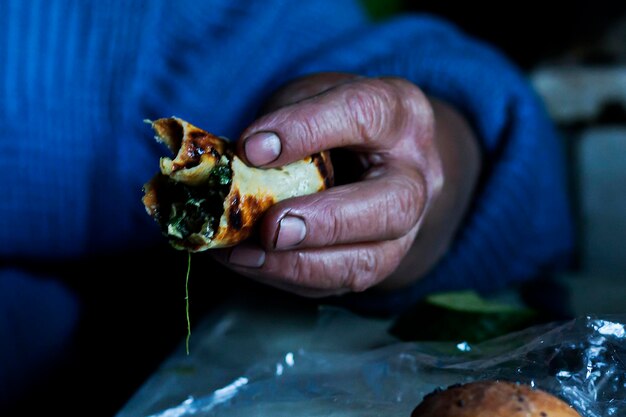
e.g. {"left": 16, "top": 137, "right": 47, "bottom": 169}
{"left": 238, "top": 77, "right": 428, "bottom": 167}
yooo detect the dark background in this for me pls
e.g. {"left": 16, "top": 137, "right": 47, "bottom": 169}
{"left": 393, "top": 0, "right": 626, "bottom": 69}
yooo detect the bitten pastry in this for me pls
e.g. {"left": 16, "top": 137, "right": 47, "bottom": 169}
{"left": 142, "top": 117, "right": 333, "bottom": 251}
{"left": 411, "top": 380, "right": 582, "bottom": 417}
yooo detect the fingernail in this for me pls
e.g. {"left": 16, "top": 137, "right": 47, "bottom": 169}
{"left": 228, "top": 245, "right": 266, "bottom": 268}
{"left": 275, "top": 216, "right": 306, "bottom": 249}
{"left": 244, "top": 131, "right": 281, "bottom": 166}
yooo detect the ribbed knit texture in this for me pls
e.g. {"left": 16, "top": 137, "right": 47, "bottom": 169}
{"left": 0, "top": 0, "right": 574, "bottom": 373}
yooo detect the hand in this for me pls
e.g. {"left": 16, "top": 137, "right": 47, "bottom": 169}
{"left": 213, "top": 73, "right": 481, "bottom": 298}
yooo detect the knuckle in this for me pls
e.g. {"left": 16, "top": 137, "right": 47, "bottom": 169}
{"left": 385, "top": 176, "right": 424, "bottom": 234}
{"left": 287, "top": 252, "right": 339, "bottom": 291}
{"left": 342, "top": 80, "right": 399, "bottom": 142}
{"left": 288, "top": 251, "right": 314, "bottom": 285}
{"left": 327, "top": 212, "right": 346, "bottom": 246}
{"left": 293, "top": 112, "right": 325, "bottom": 152}
{"left": 312, "top": 202, "right": 346, "bottom": 246}
{"left": 344, "top": 248, "right": 381, "bottom": 292}
{"left": 383, "top": 77, "right": 434, "bottom": 132}
{"left": 289, "top": 252, "right": 344, "bottom": 291}
{"left": 384, "top": 77, "right": 427, "bottom": 106}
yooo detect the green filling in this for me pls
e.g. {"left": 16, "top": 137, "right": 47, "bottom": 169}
{"left": 211, "top": 165, "right": 232, "bottom": 186}
{"left": 160, "top": 164, "right": 232, "bottom": 243}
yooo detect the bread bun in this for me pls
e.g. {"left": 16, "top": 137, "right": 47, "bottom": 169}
{"left": 411, "top": 380, "right": 582, "bottom": 417}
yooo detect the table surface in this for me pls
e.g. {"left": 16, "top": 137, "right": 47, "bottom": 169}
{"left": 115, "top": 297, "right": 400, "bottom": 417}
{"left": 115, "top": 275, "right": 626, "bottom": 417}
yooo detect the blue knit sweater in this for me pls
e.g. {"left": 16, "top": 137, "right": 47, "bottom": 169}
{"left": 0, "top": 0, "right": 573, "bottom": 400}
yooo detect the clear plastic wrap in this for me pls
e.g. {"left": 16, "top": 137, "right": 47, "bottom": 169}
{"left": 116, "top": 301, "right": 626, "bottom": 417}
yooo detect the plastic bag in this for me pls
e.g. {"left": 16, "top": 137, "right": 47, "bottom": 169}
{"left": 116, "top": 302, "right": 626, "bottom": 417}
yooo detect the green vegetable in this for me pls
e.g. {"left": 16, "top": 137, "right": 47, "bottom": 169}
{"left": 390, "top": 290, "right": 539, "bottom": 344}
{"left": 161, "top": 163, "right": 232, "bottom": 243}
{"left": 210, "top": 165, "right": 232, "bottom": 186}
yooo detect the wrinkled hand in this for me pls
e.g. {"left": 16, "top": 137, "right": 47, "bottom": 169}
{"left": 213, "top": 73, "right": 480, "bottom": 298}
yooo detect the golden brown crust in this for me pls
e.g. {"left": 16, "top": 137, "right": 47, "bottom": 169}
{"left": 150, "top": 116, "right": 227, "bottom": 162}
{"left": 209, "top": 189, "right": 276, "bottom": 248}
{"left": 142, "top": 117, "right": 333, "bottom": 251}
{"left": 411, "top": 380, "right": 582, "bottom": 417}
{"left": 310, "top": 151, "right": 334, "bottom": 190}
{"left": 151, "top": 117, "right": 229, "bottom": 186}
